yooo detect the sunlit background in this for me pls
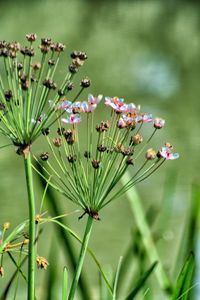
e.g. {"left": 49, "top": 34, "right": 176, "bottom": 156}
{"left": 0, "top": 0, "right": 200, "bottom": 299}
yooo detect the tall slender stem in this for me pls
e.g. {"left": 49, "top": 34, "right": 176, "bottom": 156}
{"left": 68, "top": 215, "right": 94, "bottom": 300}
{"left": 24, "top": 153, "right": 36, "bottom": 300}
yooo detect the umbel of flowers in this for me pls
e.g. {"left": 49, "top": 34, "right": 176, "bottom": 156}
{"left": 0, "top": 34, "right": 88, "bottom": 156}
{"left": 37, "top": 95, "right": 179, "bottom": 220}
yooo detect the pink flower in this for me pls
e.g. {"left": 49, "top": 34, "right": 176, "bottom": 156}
{"left": 57, "top": 100, "right": 72, "bottom": 110}
{"left": 61, "top": 114, "right": 81, "bottom": 124}
{"left": 136, "top": 113, "right": 153, "bottom": 123}
{"left": 159, "top": 146, "right": 179, "bottom": 160}
{"left": 105, "top": 96, "right": 128, "bottom": 113}
{"left": 81, "top": 101, "right": 96, "bottom": 113}
{"left": 88, "top": 94, "right": 103, "bottom": 105}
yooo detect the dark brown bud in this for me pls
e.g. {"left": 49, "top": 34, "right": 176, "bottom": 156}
{"left": 48, "top": 59, "right": 56, "bottom": 66}
{"left": 26, "top": 33, "right": 37, "bottom": 42}
{"left": 67, "top": 155, "right": 77, "bottom": 163}
{"left": 64, "top": 129, "right": 75, "bottom": 144}
{"left": 84, "top": 151, "right": 91, "bottom": 158}
{"left": 0, "top": 102, "right": 5, "bottom": 110}
{"left": 97, "top": 144, "right": 107, "bottom": 152}
{"left": 32, "top": 62, "right": 41, "bottom": 70}
{"left": 40, "top": 152, "right": 49, "bottom": 161}
{"left": 43, "top": 79, "right": 57, "bottom": 90}
{"left": 41, "top": 38, "right": 52, "bottom": 46}
{"left": 126, "top": 157, "right": 134, "bottom": 165}
{"left": 20, "top": 47, "right": 35, "bottom": 57}
{"left": 92, "top": 159, "right": 101, "bottom": 169}
{"left": 58, "top": 89, "right": 65, "bottom": 96}
{"left": 80, "top": 78, "right": 91, "bottom": 88}
{"left": 57, "top": 127, "right": 65, "bottom": 136}
{"left": 53, "top": 42, "right": 65, "bottom": 52}
{"left": 121, "top": 147, "right": 134, "bottom": 156}
{"left": 96, "top": 121, "right": 110, "bottom": 133}
{"left": 66, "top": 82, "right": 74, "bottom": 91}
{"left": 41, "top": 128, "right": 50, "bottom": 135}
{"left": 17, "top": 63, "right": 23, "bottom": 70}
{"left": 4, "top": 90, "right": 13, "bottom": 101}
{"left": 68, "top": 63, "right": 78, "bottom": 73}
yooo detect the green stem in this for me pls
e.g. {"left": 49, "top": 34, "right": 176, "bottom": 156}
{"left": 68, "top": 215, "right": 94, "bottom": 300}
{"left": 24, "top": 153, "right": 36, "bottom": 300}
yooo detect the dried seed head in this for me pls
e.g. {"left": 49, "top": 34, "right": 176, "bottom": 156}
{"left": 26, "top": 33, "right": 37, "bottom": 42}
{"left": 36, "top": 256, "right": 49, "bottom": 269}
{"left": 146, "top": 148, "right": 157, "bottom": 160}
{"left": 52, "top": 137, "right": 62, "bottom": 147}
{"left": 92, "top": 159, "right": 101, "bottom": 169}
{"left": 40, "top": 152, "right": 49, "bottom": 161}
{"left": 80, "top": 78, "right": 91, "bottom": 88}
{"left": 3, "top": 222, "right": 10, "bottom": 230}
{"left": 131, "top": 134, "right": 143, "bottom": 145}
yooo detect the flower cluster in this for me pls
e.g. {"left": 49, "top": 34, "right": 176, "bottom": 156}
{"left": 36, "top": 95, "right": 179, "bottom": 219}
{"left": 0, "top": 34, "right": 88, "bottom": 157}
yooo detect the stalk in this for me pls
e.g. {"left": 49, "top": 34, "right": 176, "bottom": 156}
{"left": 24, "top": 153, "right": 36, "bottom": 300}
{"left": 68, "top": 215, "right": 94, "bottom": 300}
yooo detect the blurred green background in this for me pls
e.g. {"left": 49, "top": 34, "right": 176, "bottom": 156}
{"left": 0, "top": 0, "right": 200, "bottom": 299}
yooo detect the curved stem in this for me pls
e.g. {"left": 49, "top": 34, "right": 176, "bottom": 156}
{"left": 24, "top": 153, "right": 36, "bottom": 300}
{"left": 68, "top": 215, "right": 94, "bottom": 300}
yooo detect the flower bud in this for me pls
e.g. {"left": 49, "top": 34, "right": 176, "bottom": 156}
{"left": 146, "top": 148, "right": 157, "bottom": 160}
{"left": 36, "top": 256, "right": 49, "bottom": 269}
{"left": 154, "top": 118, "right": 165, "bottom": 129}
{"left": 131, "top": 134, "right": 143, "bottom": 145}
{"left": 40, "top": 152, "right": 49, "bottom": 161}
{"left": 3, "top": 222, "right": 10, "bottom": 230}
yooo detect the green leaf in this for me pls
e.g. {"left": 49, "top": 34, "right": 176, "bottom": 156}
{"left": 62, "top": 267, "right": 68, "bottom": 300}
{"left": 125, "top": 261, "right": 157, "bottom": 300}
{"left": 171, "top": 252, "right": 195, "bottom": 300}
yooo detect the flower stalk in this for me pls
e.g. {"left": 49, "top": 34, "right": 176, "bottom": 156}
{"left": 68, "top": 215, "right": 94, "bottom": 300}
{"left": 24, "top": 153, "right": 36, "bottom": 300}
